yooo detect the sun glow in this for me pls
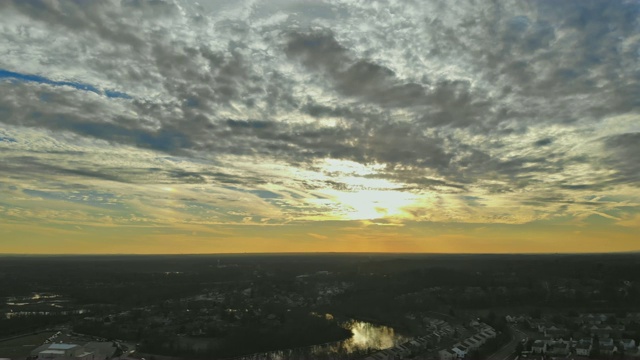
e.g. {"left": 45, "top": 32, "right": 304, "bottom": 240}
{"left": 323, "top": 189, "right": 418, "bottom": 220}
{"left": 312, "top": 159, "right": 422, "bottom": 220}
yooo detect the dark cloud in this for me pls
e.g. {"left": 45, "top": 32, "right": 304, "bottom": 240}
{"left": 286, "top": 30, "right": 495, "bottom": 129}
{"left": 534, "top": 138, "right": 553, "bottom": 147}
{"left": 560, "top": 184, "right": 604, "bottom": 191}
{"left": 603, "top": 132, "right": 640, "bottom": 186}
{"left": 0, "top": 155, "right": 126, "bottom": 183}
{"left": 0, "top": 153, "right": 271, "bottom": 189}
{"left": 0, "top": 86, "right": 194, "bottom": 154}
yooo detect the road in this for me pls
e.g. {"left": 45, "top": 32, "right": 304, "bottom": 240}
{"left": 487, "top": 326, "right": 527, "bottom": 360}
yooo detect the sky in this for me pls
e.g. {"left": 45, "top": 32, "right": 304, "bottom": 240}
{"left": 0, "top": 0, "right": 639, "bottom": 254}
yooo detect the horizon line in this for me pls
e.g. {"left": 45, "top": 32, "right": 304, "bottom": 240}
{"left": 1, "top": 250, "right": 639, "bottom": 257}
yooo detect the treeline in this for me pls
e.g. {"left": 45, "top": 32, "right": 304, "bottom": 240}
{"left": 0, "top": 314, "right": 71, "bottom": 338}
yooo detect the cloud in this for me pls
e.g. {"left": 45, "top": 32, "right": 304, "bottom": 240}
{"left": 0, "top": 0, "right": 638, "bottom": 245}
{"left": 285, "top": 30, "right": 494, "bottom": 129}
{"left": 603, "top": 132, "right": 640, "bottom": 185}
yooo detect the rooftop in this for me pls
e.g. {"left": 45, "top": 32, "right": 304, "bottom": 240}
{"left": 49, "top": 343, "right": 79, "bottom": 350}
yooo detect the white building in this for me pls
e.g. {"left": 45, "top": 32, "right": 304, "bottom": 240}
{"left": 463, "top": 337, "right": 481, "bottom": 350}
{"left": 532, "top": 340, "right": 546, "bottom": 354}
{"left": 620, "top": 339, "right": 637, "bottom": 350}
{"left": 439, "top": 349, "right": 456, "bottom": 360}
{"left": 481, "top": 328, "right": 496, "bottom": 338}
{"left": 31, "top": 343, "right": 98, "bottom": 360}
{"left": 452, "top": 344, "right": 468, "bottom": 358}
{"left": 37, "top": 344, "right": 84, "bottom": 359}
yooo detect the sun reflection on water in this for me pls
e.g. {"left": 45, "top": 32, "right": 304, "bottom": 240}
{"left": 342, "top": 320, "right": 399, "bottom": 352}
{"left": 309, "top": 318, "right": 406, "bottom": 356}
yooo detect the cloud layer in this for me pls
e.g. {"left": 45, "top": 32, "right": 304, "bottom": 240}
{"left": 0, "top": 0, "right": 639, "bottom": 253}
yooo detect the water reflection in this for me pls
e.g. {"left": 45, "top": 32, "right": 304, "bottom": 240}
{"left": 337, "top": 319, "right": 402, "bottom": 353}
{"left": 234, "top": 318, "right": 404, "bottom": 360}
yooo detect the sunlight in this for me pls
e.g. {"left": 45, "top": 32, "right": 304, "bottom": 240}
{"left": 326, "top": 189, "right": 417, "bottom": 221}
{"left": 314, "top": 159, "right": 421, "bottom": 221}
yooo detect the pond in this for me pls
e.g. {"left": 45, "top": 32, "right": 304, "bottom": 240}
{"left": 233, "top": 318, "right": 406, "bottom": 359}
{"left": 312, "top": 319, "right": 407, "bottom": 355}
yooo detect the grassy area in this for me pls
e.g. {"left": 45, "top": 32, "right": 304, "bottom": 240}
{"left": 0, "top": 331, "right": 55, "bottom": 359}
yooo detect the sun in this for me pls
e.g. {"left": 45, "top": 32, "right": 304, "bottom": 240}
{"left": 328, "top": 188, "right": 417, "bottom": 220}
{"left": 308, "top": 159, "right": 419, "bottom": 221}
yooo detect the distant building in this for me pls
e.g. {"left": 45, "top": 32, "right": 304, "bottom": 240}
{"left": 481, "top": 328, "right": 496, "bottom": 339}
{"left": 472, "top": 334, "right": 486, "bottom": 345}
{"left": 600, "top": 344, "right": 617, "bottom": 356}
{"left": 580, "top": 313, "right": 606, "bottom": 325}
{"left": 30, "top": 343, "right": 100, "bottom": 360}
{"left": 463, "top": 337, "right": 481, "bottom": 350}
{"left": 527, "top": 319, "right": 546, "bottom": 332}
{"left": 620, "top": 339, "right": 637, "bottom": 350}
{"left": 83, "top": 342, "right": 117, "bottom": 360}
{"left": 532, "top": 340, "right": 546, "bottom": 354}
{"left": 599, "top": 337, "right": 614, "bottom": 346}
{"left": 438, "top": 349, "right": 456, "bottom": 360}
{"left": 36, "top": 344, "right": 84, "bottom": 359}
{"left": 452, "top": 344, "right": 468, "bottom": 358}
{"left": 546, "top": 341, "right": 569, "bottom": 356}
{"left": 575, "top": 342, "right": 592, "bottom": 356}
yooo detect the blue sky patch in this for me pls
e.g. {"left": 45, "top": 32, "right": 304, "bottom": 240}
{"left": 0, "top": 68, "right": 131, "bottom": 99}
{"left": 0, "top": 135, "right": 17, "bottom": 143}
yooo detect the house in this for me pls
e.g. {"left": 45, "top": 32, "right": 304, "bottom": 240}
{"left": 546, "top": 341, "right": 569, "bottom": 356}
{"left": 580, "top": 313, "right": 608, "bottom": 325}
{"left": 505, "top": 315, "right": 525, "bottom": 323}
{"left": 452, "top": 344, "right": 468, "bottom": 358}
{"left": 424, "top": 334, "right": 439, "bottom": 346}
{"left": 83, "top": 342, "right": 117, "bottom": 360}
{"left": 364, "top": 352, "right": 388, "bottom": 360}
{"left": 472, "top": 334, "right": 487, "bottom": 345}
{"left": 599, "top": 337, "right": 614, "bottom": 347}
{"left": 463, "top": 337, "right": 481, "bottom": 350}
{"left": 532, "top": 340, "right": 546, "bottom": 354}
{"left": 600, "top": 344, "right": 617, "bottom": 356}
{"left": 544, "top": 326, "right": 569, "bottom": 339}
{"left": 36, "top": 344, "right": 84, "bottom": 359}
{"left": 589, "top": 325, "right": 612, "bottom": 338}
{"left": 481, "top": 328, "right": 496, "bottom": 339}
{"left": 411, "top": 338, "right": 429, "bottom": 350}
{"left": 439, "top": 349, "right": 456, "bottom": 360}
{"left": 575, "top": 342, "right": 591, "bottom": 356}
{"left": 31, "top": 344, "right": 52, "bottom": 358}
{"left": 395, "top": 344, "right": 412, "bottom": 357}
{"left": 620, "top": 339, "right": 637, "bottom": 350}
{"left": 527, "top": 319, "right": 546, "bottom": 332}
{"left": 474, "top": 333, "right": 488, "bottom": 344}
{"left": 386, "top": 347, "right": 404, "bottom": 359}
